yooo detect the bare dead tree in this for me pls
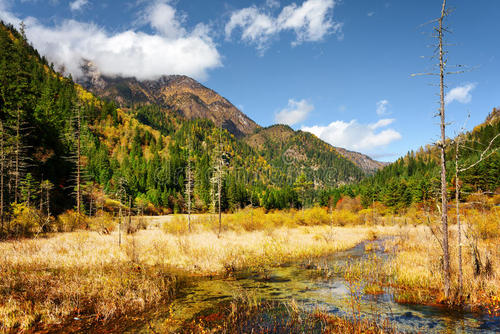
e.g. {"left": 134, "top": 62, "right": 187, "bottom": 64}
{"left": 411, "top": 0, "right": 453, "bottom": 299}
{"left": 65, "top": 104, "right": 87, "bottom": 223}
{"left": 211, "top": 127, "right": 226, "bottom": 238}
{"left": 457, "top": 133, "right": 500, "bottom": 174}
{"left": 76, "top": 106, "right": 82, "bottom": 222}
{"left": 128, "top": 195, "right": 132, "bottom": 234}
{"left": 454, "top": 130, "right": 464, "bottom": 293}
{"left": 14, "top": 109, "right": 20, "bottom": 203}
{"left": 11, "top": 108, "right": 28, "bottom": 203}
{"left": 453, "top": 114, "right": 471, "bottom": 295}
{"left": 185, "top": 133, "right": 194, "bottom": 232}
{"left": 116, "top": 177, "right": 129, "bottom": 246}
{"left": 40, "top": 179, "right": 53, "bottom": 218}
{"left": 413, "top": 0, "right": 452, "bottom": 299}
{"left": 0, "top": 119, "right": 5, "bottom": 232}
{"left": 437, "top": 0, "right": 452, "bottom": 300}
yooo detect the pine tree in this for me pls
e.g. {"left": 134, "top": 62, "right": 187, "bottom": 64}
{"left": 294, "top": 172, "right": 312, "bottom": 210}
{"left": 20, "top": 173, "right": 38, "bottom": 207}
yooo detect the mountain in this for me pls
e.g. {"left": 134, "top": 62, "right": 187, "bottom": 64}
{"left": 2, "top": 21, "right": 496, "bottom": 218}
{"left": 80, "top": 64, "right": 385, "bottom": 174}
{"left": 0, "top": 21, "right": 391, "bottom": 219}
{"left": 245, "top": 124, "right": 384, "bottom": 175}
{"left": 78, "top": 62, "right": 259, "bottom": 138}
{"left": 0, "top": 21, "right": 362, "bottom": 216}
{"left": 245, "top": 124, "right": 364, "bottom": 185}
{"left": 333, "top": 147, "right": 387, "bottom": 174}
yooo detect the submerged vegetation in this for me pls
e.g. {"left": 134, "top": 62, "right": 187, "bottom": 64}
{"left": 178, "top": 300, "right": 398, "bottom": 334}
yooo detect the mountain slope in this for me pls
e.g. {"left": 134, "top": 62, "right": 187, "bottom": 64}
{"left": 0, "top": 20, "right": 369, "bottom": 217}
{"left": 78, "top": 62, "right": 259, "bottom": 138}
{"left": 81, "top": 64, "right": 385, "bottom": 175}
{"left": 246, "top": 125, "right": 384, "bottom": 175}
{"left": 323, "top": 145, "right": 386, "bottom": 174}
{"left": 245, "top": 125, "right": 365, "bottom": 185}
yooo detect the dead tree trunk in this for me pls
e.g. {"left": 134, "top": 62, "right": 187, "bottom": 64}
{"left": 455, "top": 137, "right": 463, "bottom": 292}
{"left": 455, "top": 129, "right": 500, "bottom": 293}
{"left": 76, "top": 106, "right": 81, "bottom": 224}
{"left": 0, "top": 119, "right": 5, "bottom": 232}
{"left": 211, "top": 128, "right": 225, "bottom": 238}
{"left": 39, "top": 177, "right": 43, "bottom": 211}
{"left": 185, "top": 136, "right": 193, "bottom": 232}
{"left": 438, "top": 0, "right": 451, "bottom": 300}
{"left": 14, "top": 109, "right": 21, "bottom": 203}
{"left": 217, "top": 162, "right": 222, "bottom": 237}
{"left": 119, "top": 206, "right": 122, "bottom": 246}
{"left": 46, "top": 183, "right": 51, "bottom": 217}
{"left": 128, "top": 196, "right": 132, "bottom": 233}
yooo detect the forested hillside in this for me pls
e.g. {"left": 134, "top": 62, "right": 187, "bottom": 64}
{"left": 0, "top": 22, "right": 78, "bottom": 216}
{"left": 0, "top": 21, "right": 371, "bottom": 228}
{"left": 5, "top": 18, "right": 495, "bottom": 223}
{"left": 245, "top": 124, "right": 365, "bottom": 186}
{"left": 355, "top": 108, "right": 500, "bottom": 211}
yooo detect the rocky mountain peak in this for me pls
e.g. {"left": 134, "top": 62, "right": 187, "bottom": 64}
{"left": 77, "top": 65, "right": 259, "bottom": 137}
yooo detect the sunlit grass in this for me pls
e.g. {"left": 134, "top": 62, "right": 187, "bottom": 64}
{"left": 0, "top": 214, "right": 397, "bottom": 331}
{"left": 383, "top": 217, "right": 500, "bottom": 308}
{"left": 1, "top": 205, "right": 497, "bottom": 330}
{"left": 0, "top": 231, "right": 178, "bottom": 330}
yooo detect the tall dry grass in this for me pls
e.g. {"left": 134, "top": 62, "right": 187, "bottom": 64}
{"left": 0, "top": 219, "right": 395, "bottom": 330}
{"left": 0, "top": 231, "right": 178, "bottom": 331}
{"left": 383, "top": 210, "right": 500, "bottom": 309}
{"left": 161, "top": 206, "right": 390, "bottom": 235}
{"left": 2, "top": 203, "right": 495, "bottom": 330}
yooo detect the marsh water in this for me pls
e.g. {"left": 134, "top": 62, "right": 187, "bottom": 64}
{"left": 122, "top": 239, "right": 499, "bottom": 333}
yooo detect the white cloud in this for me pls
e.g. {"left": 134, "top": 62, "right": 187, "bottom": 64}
{"left": 376, "top": 99, "right": 389, "bottom": 116}
{"left": 225, "top": 0, "right": 342, "bottom": 51}
{"left": 445, "top": 83, "right": 477, "bottom": 105}
{"left": 266, "top": 0, "right": 280, "bottom": 8}
{"left": 0, "top": 0, "right": 18, "bottom": 23}
{"left": 70, "top": 0, "right": 89, "bottom": 12}
{"left": 301, "top": 118, "right": 401, "bottom": 153}
{"left": 143, "top": 0, "right": 185, "bottom": 38}
{"left": 275, "top": 99, "right": 314, "bottom": 125}
{"left": 367, "top": 11, "right": 375, "bottom": 17}
{"left": 0, "top": 0, "right": 221, "bottom": 80}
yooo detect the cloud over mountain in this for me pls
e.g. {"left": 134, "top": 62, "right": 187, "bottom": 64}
{"left": 275, "top": 99, "right": 314, "bottom": 125}
{"left": 302, "top": 118, "right": 401, "bottom": 154}
{"left": 0, "top": 0, "right": 221, "bottom": 80}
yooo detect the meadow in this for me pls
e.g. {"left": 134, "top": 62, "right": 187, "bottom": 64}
{"left": 0, "top": 203, "right": 498, "bottom": 331}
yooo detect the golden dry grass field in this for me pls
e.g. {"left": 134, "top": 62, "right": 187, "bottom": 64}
{"left": 0, "top": 207, "right": 498, "bottom": 331}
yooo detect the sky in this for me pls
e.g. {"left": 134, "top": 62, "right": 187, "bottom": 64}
{"left": 0, "top": 0, "right": 499, "bottom": 161}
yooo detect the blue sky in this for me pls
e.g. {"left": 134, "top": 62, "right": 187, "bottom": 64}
{"left": 0, "top": 0, "right": 499, "bottom": 161}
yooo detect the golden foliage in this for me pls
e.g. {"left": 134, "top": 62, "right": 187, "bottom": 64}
{"left": 56, "top": 210, "right": 88, "bottom": 232}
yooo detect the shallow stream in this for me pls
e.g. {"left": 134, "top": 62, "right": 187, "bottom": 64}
{"left": 123, "top": 239, "right": 499, "bottom": 333}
